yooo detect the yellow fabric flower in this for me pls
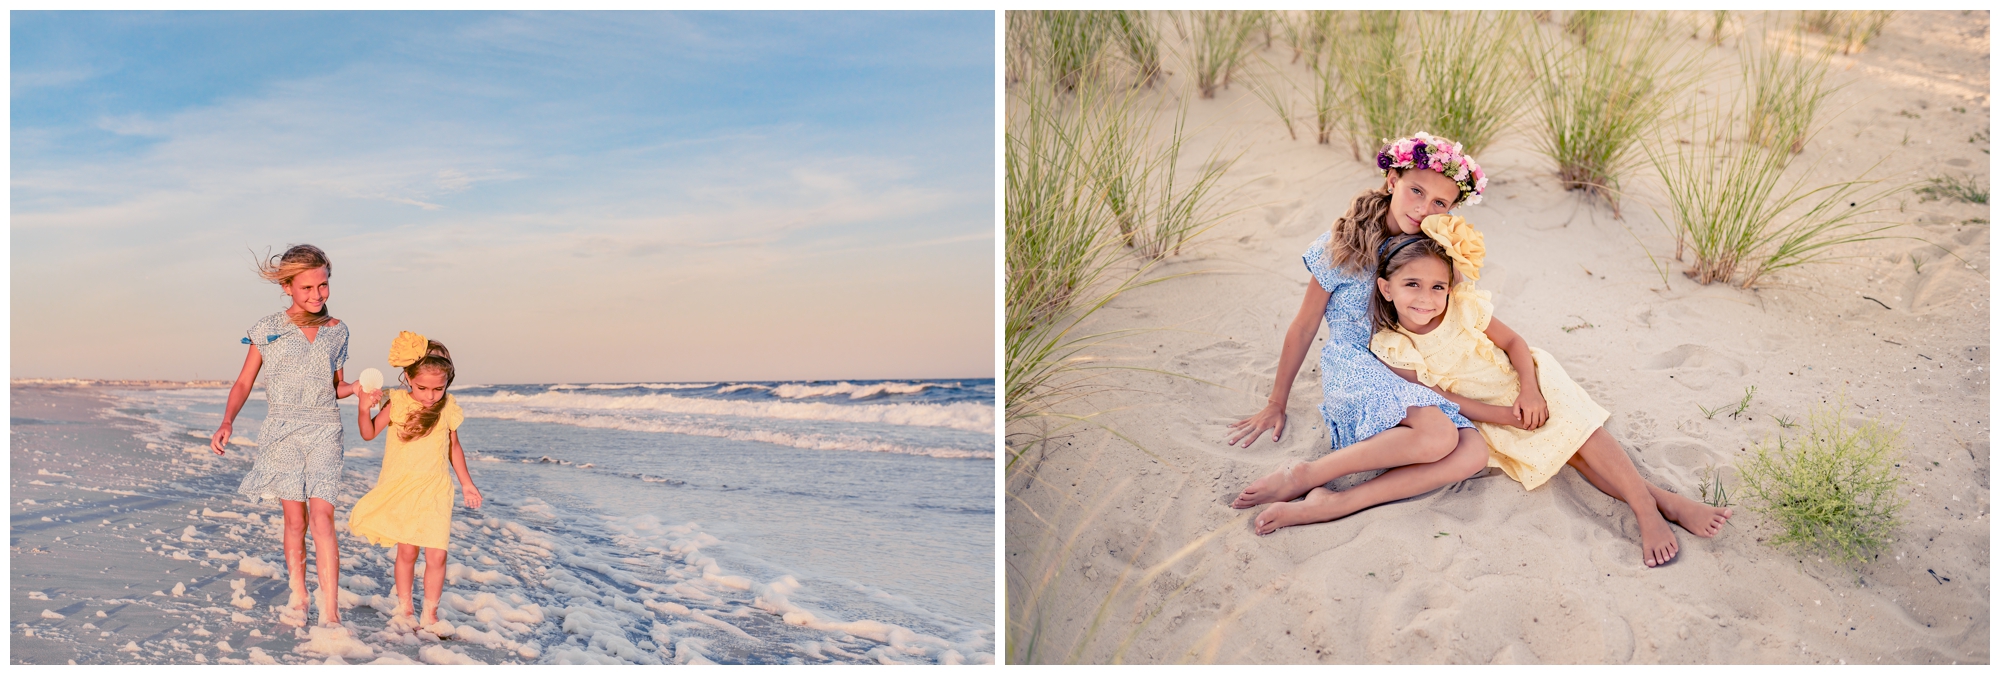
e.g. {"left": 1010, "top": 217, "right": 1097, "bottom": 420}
{"left": 387, "top": 331, "right": 429, "bottom": 367}
{"left": 1421, "top": 214, "right": 1486, "bottom": 282}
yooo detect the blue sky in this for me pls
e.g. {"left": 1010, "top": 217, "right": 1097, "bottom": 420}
{"left": 11, "top": 11, "right": 995, "bottom": 383}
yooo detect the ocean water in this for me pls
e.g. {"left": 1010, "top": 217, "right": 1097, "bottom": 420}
{"left": 100, "top": 378, "right": 995, "bottom": 664}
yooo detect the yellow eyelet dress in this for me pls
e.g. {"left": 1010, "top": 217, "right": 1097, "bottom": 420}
{"left": 1370, "top": 284, "right": 1610, "bottom": 490}
{"left": 347, "top": 390, "right": 464, "bottom": 551}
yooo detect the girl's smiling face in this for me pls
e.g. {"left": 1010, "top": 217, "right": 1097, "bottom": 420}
{"left": 1376, "top": 255, "right": 1453, "bottom": 332}
{"left": 283, "top": 266, "right": 330, "bottom": 315}
{"left": 407, "top": 368, "right": 448, "bottom": 407}
{"left": 1384, "top": 169, "right": 1462, "bottom": 235}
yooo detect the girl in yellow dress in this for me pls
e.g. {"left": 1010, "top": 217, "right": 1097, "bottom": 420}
{"left": 347, "top": 331, "right": 483, "bottom": 627}
{"left": 1369, "top": 217, "right": 1730, "bottom": 567}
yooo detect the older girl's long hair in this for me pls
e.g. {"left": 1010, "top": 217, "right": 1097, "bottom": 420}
{"left": 254, "top": 244, "right": 334, "bottom": 327}
{"left": 1370, "top": 234, "right": 1455, "bottom": 335}
{"left": 397, "top": 340, "right": 456, "bottom": 443}
{"left": 1327, "top": 168, "right": 1403, "bottom": 275}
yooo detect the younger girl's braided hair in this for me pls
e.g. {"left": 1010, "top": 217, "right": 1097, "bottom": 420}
{"left": 1370, "top": 233, "right": 1455, "bottom": 335}
{"left": 254, "top": 244, "right": 335, "bottom": 327}
{"left": 398, "top": 340, "right": 456, "bottom": 443}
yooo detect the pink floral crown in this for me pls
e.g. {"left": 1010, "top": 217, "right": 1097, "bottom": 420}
{"left": 1376, "top": 132, "right": 1487, "bottom": 205}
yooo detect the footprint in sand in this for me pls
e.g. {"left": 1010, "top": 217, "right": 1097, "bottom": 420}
{"left": 1611, "top": 410, "right": 1658, "bottom": 445}
{"left": 1640, "top": 344, "right": 1745, "bottom": 392}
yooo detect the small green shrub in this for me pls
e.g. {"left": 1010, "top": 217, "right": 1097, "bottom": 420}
{"left": 1741, "top": 400, "right": 1907, "bottom": 566}
{"left": 1915, "top": 174, "right": 1989, "bottom": 205}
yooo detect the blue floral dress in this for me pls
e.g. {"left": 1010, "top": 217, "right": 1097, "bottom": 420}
{"left": 236, "top": 311, "right": 349, "bottom": 503}
{"left": 1302, "top": 232, "right": 1472, "bottom": 450}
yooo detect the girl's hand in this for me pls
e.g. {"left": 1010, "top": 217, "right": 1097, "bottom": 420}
{"left": 355, "top": 387, "right": 380, "bottom": 411}
{"left": 1227, "top": 403, "right": 1287, "bottom": 448}
{"left": 463, "top": 485, "right": 482, "bottom": 509}
{"left": 210, "top": 423, "right": 232, "bottom": 456}
{"left": 1513, "top": 389, "right": 1549, "bottom": 430}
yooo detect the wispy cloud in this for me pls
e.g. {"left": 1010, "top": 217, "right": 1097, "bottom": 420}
{"left": 11, "top": 11, "right": 994, "bottom": 382}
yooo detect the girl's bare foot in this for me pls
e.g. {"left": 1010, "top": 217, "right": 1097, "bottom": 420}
{"left": 1636, "top": 510, "right": 1679, "bottom": 567}
{"left": 287, "top": 586, "right": 309, "bottom": 612}
{"left": 1232, "top": 463, "right": 1308, "bottom": 509}
{"left": 1253, "top": 487, "right": 1350, "bottom": 535}
{"left": 317, "top": 588, "right": 341, "bottom": 626}
{"left": 1654, "top": 491, "right": 1732, "bottom": 538}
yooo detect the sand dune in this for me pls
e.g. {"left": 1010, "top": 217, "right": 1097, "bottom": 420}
{"left": 1007, "top": 10, "right": 1988, "bottom": 664}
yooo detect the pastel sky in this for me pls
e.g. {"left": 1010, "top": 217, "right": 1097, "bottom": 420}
{"left": 10, "top": 11, "right": 995, "bottom": 384}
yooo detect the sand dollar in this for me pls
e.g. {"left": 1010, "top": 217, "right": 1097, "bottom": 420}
{"left": 359, "top": 368, "right": 383, "bottom": 392}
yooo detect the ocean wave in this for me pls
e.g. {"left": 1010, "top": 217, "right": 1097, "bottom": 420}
{"left": 769, "top": 381, "right": 956, "bottom": 400}
{"left": 459, "top": 391, "right": 992, "bottom": 433}
{"left": 717, "top": 384, "right": 771, "bottom": 393}
{"left": 467, "top": 409, "right": 992, "bottom": 459}
{"left": 549, "top": 383, "right": 716, "bottom": 391}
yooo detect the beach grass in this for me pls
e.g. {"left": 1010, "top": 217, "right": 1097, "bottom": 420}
{"left": 1741, "top": 399, "right": 1907, "bottom": 567}
{"left": 1697, "top": 464, "right": 1735, "bottom": 509}
{"left": 1801, "top": 10, "right": 1894, "bottom": 55}
{"left": 1278, "top": 9, "right": 1337, "bottom": 68}
{"left": 1173, "top": 10, "right": 1262, "bottom": 99}
{"left": 1915, "top": 173, "right": 1989, "bottom": 204}
{"left": 1005, "top": 70, "right": 1236, "bottom": 474}
{"left": 1744, "top": 30, "right": 1838, "bottom": 155}
{"left": 1036, "top": 11, "right": 1111, "bottom": 92}
{"left": 1246, "top": 59, "right": 1299, "bottom": 141}
{"left": 1563, "top": 10, "right": 1615, "bottom": 44}
{"left": 1006, "top": 11, "right": 1035, "bottom": 85}
{"left": 1528, "top": 11, "right": 1701, "bottom": 215}
{"left": 1326, "top": 10, "right": 1411, "bottom": 160}
{"left": 1407, "top": 10, "right": 1531, "bottom": 157}
{"left": 1107, "top": 11, "right": 1165, "bottom": 88}
{"left": 1649, "top": 88, "right": 1908, "bottom": 288}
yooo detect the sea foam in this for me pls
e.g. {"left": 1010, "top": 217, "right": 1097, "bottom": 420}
{"left": 457, "top": 391, "right": 992, "bottom": 433}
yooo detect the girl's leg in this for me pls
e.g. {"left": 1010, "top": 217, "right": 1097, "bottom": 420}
{"left": 281, "top": 499, "right": 309, "bottom": 610}
{"left": 1255, "top": 427, "right": 1490, "bottom": 535}
{"left": 393, "top": 544, "right": 420, "bottom": 618}
{"left": 1234, "top": 406, "right": 1460, "bottom": 508}
{"left": 306, "top": 497, "right": 342, "bottom": 624}
{"left": 420, "top": 548, "right": 448, "bottom": 625}
{"left": 1566, "top": 428, "right": 1732, "bottom": 555}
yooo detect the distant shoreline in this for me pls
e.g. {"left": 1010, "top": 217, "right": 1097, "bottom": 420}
{"left": 11, "top": 378, "right": 233, "bottom": 389}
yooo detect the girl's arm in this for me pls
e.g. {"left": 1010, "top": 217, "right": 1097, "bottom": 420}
{"left": 332, "top": 369, "right": 356, "bottom": 400}
{"left": 355, "top": 389, "right": 395, "bottom": 441}
{"left": 1384, "top": 364, "right": 1525, "bottom": 427}
{"left": 1483, "top": 317, "right": 1548, "bottom": 430}
{"left": 211, "top": 345, "right": 264, "bottom": 455}
{"left": 1227, "top": 280, "right": 1331, "bottom": 447}
{"left": 448, "top": 431, "right": 482, "bottom": 509}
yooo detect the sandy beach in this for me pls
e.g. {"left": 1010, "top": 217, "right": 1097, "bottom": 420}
{"left": 1007, "top": 11, "right": 1988, "bottom": 664}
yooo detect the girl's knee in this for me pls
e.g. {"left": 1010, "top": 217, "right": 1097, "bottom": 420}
{"left": 1447, "top": 432, "right": 1490, "bottom": 479}
{"left": 424, "top": 548, "right": 447, "bottom": 563}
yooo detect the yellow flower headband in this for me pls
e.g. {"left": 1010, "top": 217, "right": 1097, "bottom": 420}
{"left": 387, "top": 331, "right": 430, "bottom": 367}
{"left": 1419, "top": 214, "right": 1486, "bottom": 282}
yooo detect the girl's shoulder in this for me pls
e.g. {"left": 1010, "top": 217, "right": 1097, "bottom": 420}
{"left": 244, "top": 311, "right": 292, "bottom": 345}
{"left": 1302, "top": 231, "right": 1355, "bottom": 291}
{"left": 1450, "top": 284, "right": 1494, "bottom": 333}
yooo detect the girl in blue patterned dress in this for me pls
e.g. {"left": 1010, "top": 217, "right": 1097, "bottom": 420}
{"left": 1227, "top": 133, "right": 1493, "bottom": 535}
{"left": 210, "top": 244, "right": 359, "bottom": 626}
